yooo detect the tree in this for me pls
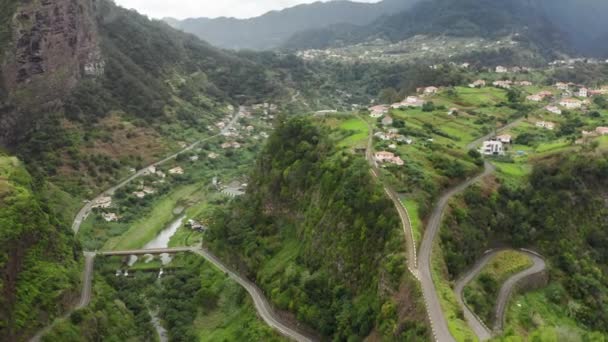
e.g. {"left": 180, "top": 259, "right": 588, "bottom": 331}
{"left": 422, "top": 101, "right": 436, "bottom": 112}
{"left": 378, "top": 88, "right": 400, "bottom": 104}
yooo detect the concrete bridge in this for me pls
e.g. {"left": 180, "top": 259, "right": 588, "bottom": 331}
{"left": 99, "top": 247, "right": 194, "bottom": 257}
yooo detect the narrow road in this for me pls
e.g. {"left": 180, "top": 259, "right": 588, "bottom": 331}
{"left": 454, "top": 249, "right": 546, "bottom": 341}
{"left": 418, "top": 162, "right": 496, "bottom": 342}
{"left": 29, "top": 252, "right": 96, "bottom": 342}
{"left": 359, "top": 115, "right": 417, "bottom": 271}
{"left": 72, "top": 107, "right": 243, "bottom": 234}
{"left": 191, "top": 248, "right": 316, "bottom": 342}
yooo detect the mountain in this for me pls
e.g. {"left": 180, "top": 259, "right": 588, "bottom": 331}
{"left": 165, "top": 0, "right": 420, "bottom": 50}
{"left": 0, "top": 1, "right": 304, "bottom": 338}
{"left": 207, "top": 117, "right": 429, "bottom": 340}
{"left": 284, "top": 0, "right": 608, "bottom": 58}
{"left": 0, "top": 0, "right": 306, "bottom": 197}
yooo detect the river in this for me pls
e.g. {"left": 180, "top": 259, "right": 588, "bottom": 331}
{"left": 128, "top": 215, "right": 186, "bottom": 266}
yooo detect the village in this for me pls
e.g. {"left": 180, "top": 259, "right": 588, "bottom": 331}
{"left": 365, "top": 74, "right": 608, "bottom": 170}
{"left": 82, "top": 102, "right": 277, "bottom": 251}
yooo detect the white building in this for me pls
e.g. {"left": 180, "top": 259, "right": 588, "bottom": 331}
{"left": 578, "top": 88, "right": 588, "bottom": 97}
{"left": 545, "top": 106, "right": 562, "bottom": 115}
{"left": 496, "top": 66, "right": 508, "bottom": 73}
{"left": 559, "top": 98, "right": 583, "bottom": 109}
{"left": 482, "top": 141, "right": 504, "bottom": 155}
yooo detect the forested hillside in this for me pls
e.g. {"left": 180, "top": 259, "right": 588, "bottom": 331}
{"left": 165, "top": 0, "right": 419, "bottom": 50}
{"left": 207, "top": 117, "right": 429, "bottom": 340}
{"left": 0, "top": 154, "right": 80, "bottom": 341}
{"left": 440, "top": 153, "right": 608, "bottom": 337}
{"left": 0, "top": 0, "right": 298, "bottom": 198}
{"left": 284, "top": 0, "right": 608, "bottom": 59}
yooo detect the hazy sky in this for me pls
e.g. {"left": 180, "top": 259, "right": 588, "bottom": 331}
{"left": 113, "top": 0, "right": 379, "bottom": 20}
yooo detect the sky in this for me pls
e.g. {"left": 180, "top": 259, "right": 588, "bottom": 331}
{"left": 113, "top": 0, "right": 379, "bottom": 20}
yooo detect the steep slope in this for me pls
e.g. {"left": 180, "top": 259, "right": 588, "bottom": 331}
{"left": 0, "top": 154, "right": 80, "bottom": 341}
{"left": 207, "top": 117, "right": 429, "bottom": 340}
{"left": 440, "top": 153, "right": 608, "bottom": 338}
{"left": 0, "top": 0, "right": 294, "bottom": 197}
{"left": 284, "top": 0, "right": 584, "bottom": 58}
{"left": 166, "top": 0, "right": 420, "bottom": 50}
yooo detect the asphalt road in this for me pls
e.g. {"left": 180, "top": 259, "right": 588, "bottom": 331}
{"left": 191, "top": 248, "right": 316, "bottom": 342}
{"left": 29, "top": 252, "right": 96, "bottom": 342}
{"left": 454, "top": 249, "right": 546, "bottom": 341}
{"left": 418, "top": 162, "right": 496, "bottom": 342}
{"left": 72, "top": 107, "right": 243, "bottom": 235}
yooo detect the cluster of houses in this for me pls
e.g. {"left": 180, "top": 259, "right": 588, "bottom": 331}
{"left": 374, "top": 151, "right": 404, "bottom": 166}
{"left": 555, "top": 82, "right": 608, "bottom": 98}
{"left": 489, "top": 80, "right": 533, "bottom": 89}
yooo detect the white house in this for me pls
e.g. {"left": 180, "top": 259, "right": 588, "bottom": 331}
{"left": 555, "top": 82, "right": 569, "bottom": 90}
{"left": 374, "top": 151, "right": 404, "bottom": 166}
{"left": 545, "top": 106, "right": 562, "bottom": 115}
{"left": 423, "top": 86, "right": 439, "bottom": 95}
{"left": 92, "top": 196, "right": 112, "bottom": 209}
{"left": 469, "top": 79, "right": 486, "bottom": 88}
{"left": 526, "top": 94, "right": 543, "bottom": 102}
{"left": 369, "top": 105, "right": 388, "bottom": 118}
{"left": 482, "top": 141, "right": 504, "bottom": 155}
{"left": 578, "top": 88, "right": 588, "bottom": 97}
{"left": 496, "top": 66, "right": 508, "bottom": 73}
{"left": 559, "top": 98, "right": 583, "bottom": 109}
{"left": 102, "top": 213, "right": 119, "bottom": 222}
{"left": 169, "top": 166, "right": 185, "bottom": 175}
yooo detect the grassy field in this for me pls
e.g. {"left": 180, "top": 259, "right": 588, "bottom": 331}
{"left": 463, "top": 251, "right": 533, "bottom": 326}
{"left": 338, "top": 117, "right": 369, "bottom": 148}
{"left": 104, "top": 183, "right": 203, "bottom": 250}
{"left": 497, "top": 284, "right": 608, "bottom": 341}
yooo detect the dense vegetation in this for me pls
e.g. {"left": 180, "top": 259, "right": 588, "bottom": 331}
{"left": 0, "top": 155, "right": 80, "bottom": 340}
{"left": 207, "top": 117, "right": 428, "bottom": 340}
{"left": 441, "top": 153, "right": 608, "bottom": 335}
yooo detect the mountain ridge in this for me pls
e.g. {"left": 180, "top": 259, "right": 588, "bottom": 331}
{"left": 165, "top": 0, "right": 420, "bottom": 50}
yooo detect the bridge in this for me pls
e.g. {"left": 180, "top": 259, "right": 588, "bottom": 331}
{"left": 98, "top": 247, "right": 195, "bottom": 256}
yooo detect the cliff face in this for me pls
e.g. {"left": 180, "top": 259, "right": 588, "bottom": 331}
{"left": 0, "top": 0, "right": 103, "bottom": 143}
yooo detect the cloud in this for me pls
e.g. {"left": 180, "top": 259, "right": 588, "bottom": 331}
{"left": 113, "top": 0, "right": 378, "bottom": 19}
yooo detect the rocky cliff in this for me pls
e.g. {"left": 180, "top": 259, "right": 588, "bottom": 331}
{"left": 0, "top": 0, "right": 103, "bottom": 144}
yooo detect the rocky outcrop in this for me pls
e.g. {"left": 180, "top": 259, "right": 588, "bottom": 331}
{"left": 0, "top": 0, "right": 103, "bottom": 143}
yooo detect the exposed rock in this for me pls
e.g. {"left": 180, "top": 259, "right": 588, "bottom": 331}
{"left": 0, "top": 0, "right": 103, "bottom": 143}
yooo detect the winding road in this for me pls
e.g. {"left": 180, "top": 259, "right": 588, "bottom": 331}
{"left": 191, "top": 248, "right": 315, "bottom": 342}
{"left": 454, "top": 249, "right": 546, "bottom": 340}
{"left": 359, "top": 112, "right": 542, "bottom": 342}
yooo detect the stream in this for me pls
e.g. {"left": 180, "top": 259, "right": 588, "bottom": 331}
{"left": 128, "top": 215, "right": 186, "bottom": 266}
